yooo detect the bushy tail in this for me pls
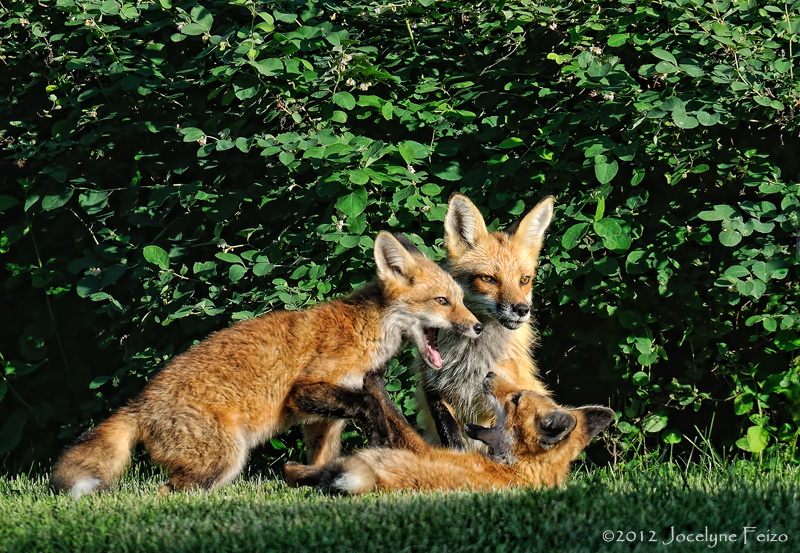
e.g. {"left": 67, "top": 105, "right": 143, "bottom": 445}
{"left": 50, "top": 406, "right": 140, "bottom": 499}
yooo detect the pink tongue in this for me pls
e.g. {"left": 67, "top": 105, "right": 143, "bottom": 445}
{"left": 427, "top": 345, "right": 443, "bottom": 368}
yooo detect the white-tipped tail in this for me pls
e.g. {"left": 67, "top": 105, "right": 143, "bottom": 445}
{"left": 70, "top": 478, "right": 102, "bottom": 500}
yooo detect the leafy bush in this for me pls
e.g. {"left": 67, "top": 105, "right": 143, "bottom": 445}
{"left": 1, "top": 0, "right": 798, "bottom": 470}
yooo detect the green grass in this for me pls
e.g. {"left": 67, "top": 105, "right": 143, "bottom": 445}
{"left": 2, "top": 458, "right": 799, "bottom": 553}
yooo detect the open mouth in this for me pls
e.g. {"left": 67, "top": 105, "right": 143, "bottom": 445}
{"left": 422, "top": 328, "right": 443, "bottom": 369}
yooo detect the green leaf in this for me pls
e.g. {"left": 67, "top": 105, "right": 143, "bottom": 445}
{"left": 143, "top": 245, "right": 169, "bottom": 270}
{"left": 607, "top": 34, "right": 629, "bottom": 47}
{"left": 431, "top": 161, "right": 462, "bottom": 181}
{"left": 215, "top": 252, "right": 243, "bottom": 264}
{"left": 662, "top": 430, "right": 682, "bottom": 444}
{"left": 736, "top": 426, "right": 769, "bottom": 453}
{"left": 672, "top": 111, "right": 698, "bottom": 129}
{"left": 632, "top": 371, "right": 649, "bottom": 386}
{"left": 0, "top": 195, "right": 20, "bottom": 212}
{"left": 497, "top": 137, "right": 525, "bottom": 149}
{"left": 332, "top": 91, "right": 356, "bottom": 110}
{"left": 180, "top": 127, "right": 205, "bottom": 142}
{"left": 0, "top": 411, "right": 28, "bottom": 453}
{"left": 561, "top": 223, "right": 588, "bottom": 250}
{"left": 594, "top": 218, "right": 631, "bottom": 252}
{"left": 252, "top": 58, "right": 283, "bottom": 77}
{"left": 349, "top": 169, "right": 369, "bottom": 185}
{"left": 697, "top": 204, "right": 737, "bottom": 221}
{"left": 41, "top": 189, "right": 74, "bottom": 211}
{"left": 594, "top": 159, "right": 618, "bottom": 184}
{"left": 335, "top": 188, "right": 368, "bottom": 218}
{"left": 229, "top": 264, "right": 247, "bottom": 282}
{"left": 696, "top": 110, "right": 721, "bottom": 126}
{"left": 398, "top": 140, "right": 428, "bottom": 165}
{"left": 651, "top": 48, "right": 677, "bottom": 65}
{"left": 253, "top": 262, "right": 273, "bottom": 277}
{"left": 719, "top": 229, "right": 742, "bottom": 247}
{"left": 643, "top": 413, "right": 667, "bottom": 433}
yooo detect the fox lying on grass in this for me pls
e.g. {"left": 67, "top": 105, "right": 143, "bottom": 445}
{"left": 415, "top": 193, "right": 555, "bottom": 451}
{"left": 284, "top": 370, "right": 614, "bottom": 493}
{"left": 50, "top": 232, "right": 483, "bottom": 499}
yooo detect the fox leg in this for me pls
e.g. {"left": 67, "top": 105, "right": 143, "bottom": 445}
{"left": 303, "top": 420, "right": 346, "bottom": 466}
{"left": 361, "top": 370, "right": 431, "bottom": 455}
{"left": 286, "top": 382, "right": 390, "bottom": 449}
{"left": 146, "top": 413, "right": 249, "bottom": 493}
{"left": 421, "top": 386, "right": 467, "bottom": 450}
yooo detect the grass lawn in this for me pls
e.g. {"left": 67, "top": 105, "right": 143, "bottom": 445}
{"left": 1, "top": 457, "right": 798, "bottom": 553}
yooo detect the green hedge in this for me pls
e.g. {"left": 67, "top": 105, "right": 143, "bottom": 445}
{"left": 1, "top": 0, "right": 798, "bottom": 471}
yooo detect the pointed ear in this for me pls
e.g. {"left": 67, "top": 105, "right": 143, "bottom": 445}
{"left": 538, "top": 409, "right": 577, "bottom": 448}
{"left": 509, "top": 196, "right": 554, "bottom": 253}
{"left": 374, "top": 232, "right": 419, "bottom": 283}
{"left": 444, "top": 193, "right": 489, "bottom": 258}
{"left": 573, "top": 406, "right": 615, "bottom": 445}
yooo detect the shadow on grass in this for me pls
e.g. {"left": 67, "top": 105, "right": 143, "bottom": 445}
{"left": 2, "top": 463, "right": 799, "bottom": 553}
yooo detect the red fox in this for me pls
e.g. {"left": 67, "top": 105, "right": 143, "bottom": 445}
{"left": 285, "top": 370, "right": 614, "bottom": 493}
{"left": 50, "top": 232, "right": 483, "bottom": 498}
{"left": 415, "top": 193, "right": 554, "bottom": 450}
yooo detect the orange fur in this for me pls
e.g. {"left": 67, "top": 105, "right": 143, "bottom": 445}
{"left": 285, "top": 372, "right": 614, "bottom": 493}
{"left": 50, "top": 232, "right": 481, "bottom": 498}
{"left": 415, "top": 194, "right": 554, "bottom": 450}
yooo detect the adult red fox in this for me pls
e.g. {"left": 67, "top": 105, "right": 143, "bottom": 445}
{"left": 285, "top": 370, "right": 614, "bottom": 493}
{"left": 50, "top": 232, "right": 482, "bottom": 498}
{"left": 415, "top": 193, "right": 554, "bottom": 450}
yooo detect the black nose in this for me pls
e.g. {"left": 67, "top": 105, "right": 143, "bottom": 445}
{"left": 473, "top": 323, "right": 483, "bottom": 335}
{"left": 513, "top": 303, "right": 530, "bottom": 317}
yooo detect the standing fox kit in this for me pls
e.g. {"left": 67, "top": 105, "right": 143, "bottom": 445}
{"left": 416, "top": 193, "right": 554, "bottom": 450}
{"left": 50, "top": 232, "right": 482, "bottom": 499}
{"left": 285, "top": 371, "right": 614, "bottom": 493}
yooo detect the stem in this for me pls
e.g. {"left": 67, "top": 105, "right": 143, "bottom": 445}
{"left": 27, "top": 215, "right": 71, "bottom": 376}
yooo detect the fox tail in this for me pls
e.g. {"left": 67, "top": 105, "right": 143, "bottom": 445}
{"left": 50, "top": 406, "right": 140, "bottom": 500}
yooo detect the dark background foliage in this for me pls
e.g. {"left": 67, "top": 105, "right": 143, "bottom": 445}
{"left": 1, "top": 0, "right": 799, "bottom": 472}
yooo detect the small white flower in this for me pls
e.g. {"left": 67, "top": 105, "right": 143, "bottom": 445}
{"left": 548, "top": 22, "right": 557, "bottom": 30}
{"left": 590, "top": 46, "right": 602, "bottom": 55}
{"left": 198, "top": 137, "right": 207, "bottom": 146}
{"left": 89, "top": 267, "right": 101, "bottom": 275}
{"left": 359, "top": 82, "right": 369, "bottom": 91}
{"left": 374, "top": 7, "right": 380, "bottom": 13}
{"left": 407, "top": 165, "right": 415, "bottom": 174}
{"left": 346, "top": 78, "right": 356, "bottom": 86}
{"left": 602, "top": 92, "right": 615, "bottom": 101}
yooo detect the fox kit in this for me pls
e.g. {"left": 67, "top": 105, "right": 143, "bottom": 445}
{"left": 285, "top": 370, "right": 614, "bottom": 493}
{"left": 50, "top": 232, "right": 482, "bottom": 499}
{"left": 415, "top": 193, "right": 554, "bottom": 451}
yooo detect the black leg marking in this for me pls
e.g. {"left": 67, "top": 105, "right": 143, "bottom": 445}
{"left": 288, "top": 383, "right": 390, "bottom": 446}
{"left": 423, "top": 386, "right": 467, "bottom": 450}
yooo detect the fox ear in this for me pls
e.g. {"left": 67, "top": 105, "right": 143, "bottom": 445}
{"left": 444, "top": 193, "right": 489, "bottom": 257}
{"left": 538, "top": 409, "right": 577, "bottom": 448}
{"left": 573, "top": 406, "right": 615, "bottom": 445}
{"left": 509, "top": 196, "right": 554, "bottom": 254}
{"left": 374, "top": 232, "right": 419, "bottom": 283}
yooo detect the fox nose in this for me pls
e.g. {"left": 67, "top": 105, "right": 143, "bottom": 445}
{"left": 473, "top": 323, "right": 483, "bottom": 335}
{"left": 513, "top": 303, "right": 530, "bottom": 318}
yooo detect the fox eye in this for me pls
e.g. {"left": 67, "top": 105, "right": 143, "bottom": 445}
{"left": 434, "top": 297, "right": 450, "bottom": 306}
{"left": 520, "top": 276, "right": 531, "bottom": 285}
{"left": 478, "top": 275, "right": 497, "bottom": 285}
{"left": 511, "top": 393, "right": 521, "bottom": 406}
